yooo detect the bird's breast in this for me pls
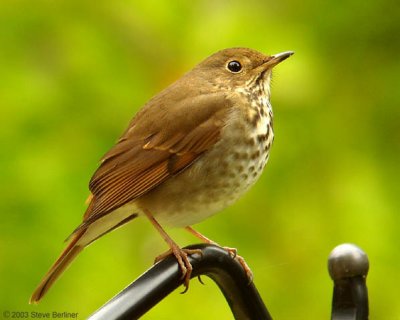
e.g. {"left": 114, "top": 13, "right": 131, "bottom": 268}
{"left": 136, "top": 104, "right": 274, "bottom": 227}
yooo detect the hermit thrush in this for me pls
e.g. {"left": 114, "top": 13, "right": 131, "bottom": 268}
{"left": 30, "top": 47, "right": 293, "bottom": 303}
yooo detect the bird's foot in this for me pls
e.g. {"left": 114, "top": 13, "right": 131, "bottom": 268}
{"left": 185, "top": 226, "right": 254, "bottom": 284}
{"left": 223, "top": 246, "right": 253, "bottom": 283}
{"left": 222, "top": 246, "right": 237, "bottom": 258}
{"left": 154, "top": 246, "right": 203, "bottom": 293}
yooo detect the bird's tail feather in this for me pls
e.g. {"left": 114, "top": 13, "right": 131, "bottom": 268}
{"left": 29, "top": 229, "right": 86, "bottom": 304}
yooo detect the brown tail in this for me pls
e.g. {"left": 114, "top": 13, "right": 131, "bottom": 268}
{"left": 29, "top": 229, "right": 86, "bottom": 304}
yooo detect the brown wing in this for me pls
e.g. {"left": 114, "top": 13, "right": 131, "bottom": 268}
{"left": 80, "top": 91, "right": 232, "bottom": 229}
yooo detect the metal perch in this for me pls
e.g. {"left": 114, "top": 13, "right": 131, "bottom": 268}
{"left": 89, "top": 243, "right": 369, "bottom": 319}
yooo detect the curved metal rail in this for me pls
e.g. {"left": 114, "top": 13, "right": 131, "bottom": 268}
{"left": 89, "top": 244, "right": 272, "bottom": 320}
{"left": 89, "top": 243, "right": 369, "bottom": 320}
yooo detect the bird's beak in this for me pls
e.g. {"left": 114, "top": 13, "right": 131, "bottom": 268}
{"left": 263, "top": 51, "right": 294, "bottom": 69}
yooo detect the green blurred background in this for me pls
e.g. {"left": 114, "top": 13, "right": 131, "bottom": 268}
{"left": 1, "top": 0, "right": 399, "bottom": 319}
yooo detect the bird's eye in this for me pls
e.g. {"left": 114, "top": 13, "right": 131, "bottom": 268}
{"left": 227, "top": 60, "right": 242, "bottom": 73}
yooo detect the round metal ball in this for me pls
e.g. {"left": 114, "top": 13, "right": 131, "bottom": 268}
{"left": 328, "top": 243, "right": 369, "bottom": 280}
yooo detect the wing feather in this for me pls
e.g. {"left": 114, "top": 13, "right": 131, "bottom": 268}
{"left": 79, "top": 90, "right": 232, "bottom": 230}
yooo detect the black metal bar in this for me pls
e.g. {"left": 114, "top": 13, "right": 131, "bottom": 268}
{"left": 328, "top": 244, "right": 369, "bottom": 320}
{"left": 89, "top": 244, "right": 272, "bottom": 320}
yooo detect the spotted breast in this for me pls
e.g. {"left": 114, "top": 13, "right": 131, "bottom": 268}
{"left": 136, "top": 74, "right": 274, "bottom": 227}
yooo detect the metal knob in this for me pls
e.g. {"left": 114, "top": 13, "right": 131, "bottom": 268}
{"left": 328, "top": 243, "right": 369, "bottom": 320}
{"left": 328, "top": 243, "right": 369, "bottom": 280}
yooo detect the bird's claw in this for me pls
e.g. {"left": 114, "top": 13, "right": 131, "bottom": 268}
{"left": 235, "top": 254, "right": 254, "bottom": 284}
{"left": 222, "top": 247, "right": 253, "bottom": 284}
{"left": 154, "top": 247, "right": 203, "bottom": 293}
{"left": 223, "top": 246, "right": 237, "bottom": 258}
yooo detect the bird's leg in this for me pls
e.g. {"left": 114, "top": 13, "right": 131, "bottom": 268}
{"left": 185, "top": 226, "right": 254, "bottom": 283}
{"left": 143, "top": 209, "right": 201, "bottom": 292}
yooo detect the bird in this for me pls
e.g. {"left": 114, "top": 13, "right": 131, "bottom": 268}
{"left": 30, "top": 47, "right": 293, "bottom": 303}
